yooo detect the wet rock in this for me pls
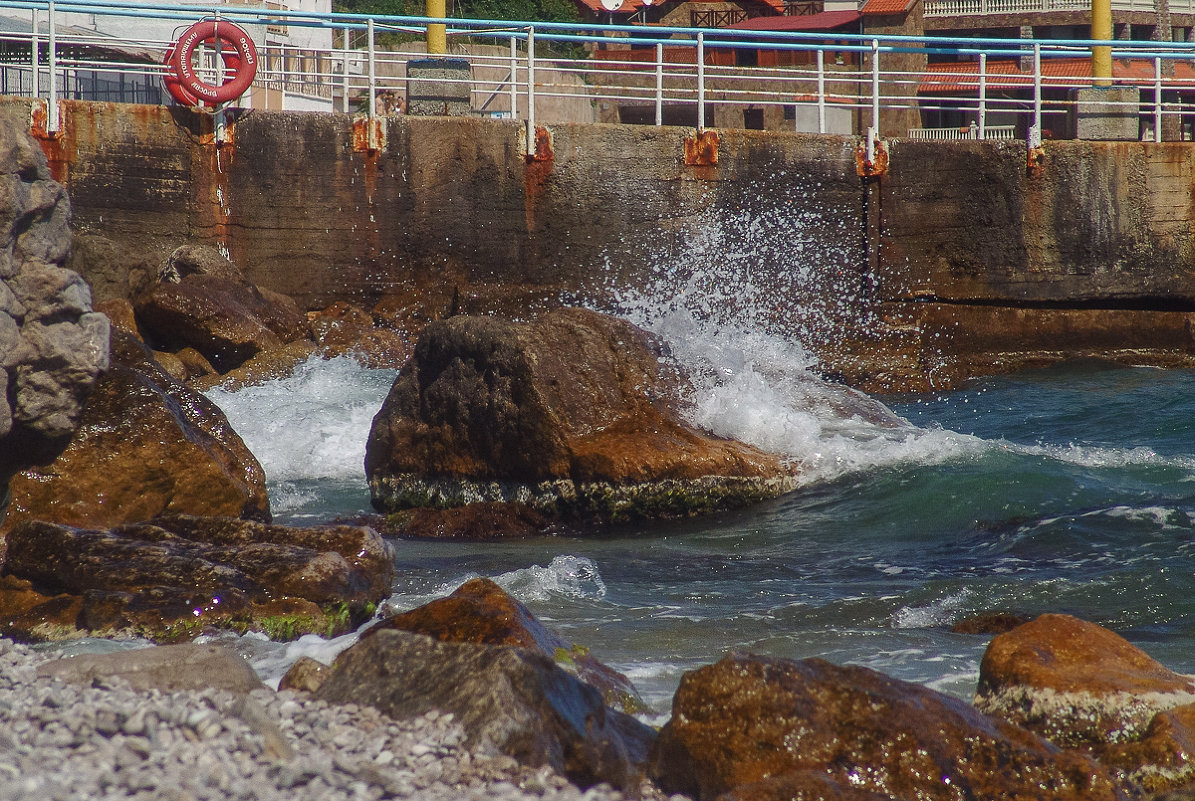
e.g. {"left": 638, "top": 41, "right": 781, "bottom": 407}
{"left": 950, "top": 610, "right": 1032, "bottom": 635}
{"left": 650, "top": 652, "right": 1133, "bottom": 801}
{"left": 975, "top": 614, "right": 1195, "bottom": 748}
{"left": 36, "top": 642, "right": 263, "bottom": 693}
{"left": 366, "top": 307, "right": 796, "bottom": 523}
{"left": 386, "top": 502, "right": 551, "bottom": 541}
{"left": 66, "top": 233, "right": 156, "bottom": 303}
{"left": 134, "top": 273, "right": 310, "bottom": 372}
{"left": 370, "top": 577, "right": 643, "bottom": 713}
{"left": 315, "top": 628, "right": 656, "bottom": 791}
{"left": 94, "top": 297, "right": 140, "bottom": 337}
{"left": 159, "top": 243, "right": 245, "bottom": 284}
{"left": 279, "top": 655, "right": 330, "bottom": 694}
{"left": 0, "top": 574, "right": 82, "bottom": 641}
{"left": 3, "top": 329, "right": 269, "bottom": 532}
{"left": 310, "top": 301, "right": 410, "bottom": 368}
{"left": 190, "top": 339, "right": 318, "bottom": 392}
{"left": 0, "top": 118, "right": 108, "bottom": 512}
{"left": 0, "top": 515, "right": 392, "bottom": 641}
{"left": 1097, "top": 703, "right": 1195, "bottom": 793}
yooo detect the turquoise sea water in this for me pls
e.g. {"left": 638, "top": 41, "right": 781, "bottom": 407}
{"left": 207, "top": 350, "right": 1195, "bottom": 720}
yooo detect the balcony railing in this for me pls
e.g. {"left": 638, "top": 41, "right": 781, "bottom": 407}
{"left": 925, "top": 0, "right": 1193, "bottom": 15}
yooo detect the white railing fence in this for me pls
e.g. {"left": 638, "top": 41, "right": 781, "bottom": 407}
{"left": 7, "top": 0, "right": 1195, "bottom": 145}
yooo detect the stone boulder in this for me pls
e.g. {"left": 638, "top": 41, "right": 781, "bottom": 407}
{"left": 134, "top": 273, "right": 309, "bottom": 373}
{"left": 66, "top": 233, "right": 156, "bottom": 304}
{"left": 976, "top": 613, "right": 1195, "bottom": 791}
{"left": 383, "top": 502, "right": 551, "bottom": 540}
{"left": 370, "top": 577, "right": 643, "bottom": 713}
{"left": 650, "top": 652, "right": 1134, "bottom": 801}
{"left": 0, "top": 117, "right": 108, "bottom": 519}
{"left": 0, "top": 514, "right": 392, "bottom": 641}
{"left": 365, "top": 307, "right": 797, "bottom": 523}
{"left": 158, "top": 243, "right": 245, "bottom": 284}
{"left": 314, "top": 628, "right": 655, "bottom": 791}
{"left": 3, "top": 329, "right": 269, "bottom": 533}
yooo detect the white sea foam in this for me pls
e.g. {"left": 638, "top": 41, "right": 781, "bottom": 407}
{"left": 203, "top": 354, "right": 398, "bottom": 513}
{"left": 493, "top": 555, "right": 608, "bottom": 603}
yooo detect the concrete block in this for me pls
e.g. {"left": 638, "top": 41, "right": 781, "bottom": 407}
{"left": 407, "top": 58, "right": 472, "bottom": 117}
{"left": 1073, "top": 87, "right": 1140, "bottom": 141}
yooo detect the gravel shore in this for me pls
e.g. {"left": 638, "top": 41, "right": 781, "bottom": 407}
{"left": 0, "top": 639, "right": 685, "bottom": 801}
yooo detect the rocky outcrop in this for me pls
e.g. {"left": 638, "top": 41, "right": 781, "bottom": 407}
{"left": 3, "top": 329, "right": 268, "bottom": 532}
{"left": 0, "top": 514, "right": 392, "bottom": 642}
{"left": 365, "top": 307, "right": 797, "bottom": 523}
{"left": 134, "top": 271, "right": 309, "bottom": 373}
{"left": 314, "top": 627, "right": 655, "bottom": 791}
{"left": 370, "top": 577, "right": 643, "bottom": 713}
{"left": 650, "top": 652, "right": 1134, "bottom": 801}
{"left": 976, "top": 613, "right": 1195, "bottom": 791}
{"left": 0, "top": 117, "right": 108, "bottom": 521}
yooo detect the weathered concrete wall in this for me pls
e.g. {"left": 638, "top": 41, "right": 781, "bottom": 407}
{"left": 12, "top": 97, "right": 1195, "bottom": 390}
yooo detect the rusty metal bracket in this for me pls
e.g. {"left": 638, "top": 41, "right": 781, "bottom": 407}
{"left": 855, "top": 130, "right": 888, "bottom": 178}
{"left": 1026, "top": 125, "right": 1045, "bottom": 177}
{"left": 524, "top": 124, "right": 553, "bottom": 163}
{"left": 29, "top": 100, "right": 62, "bottom": 142}
{"left": 352, "top": 115, "right": 386, "bottom": 154}
{"left": 684, "top": 129, "right": 720, "bottom": 167}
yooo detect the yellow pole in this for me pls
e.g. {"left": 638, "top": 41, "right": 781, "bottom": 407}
{"left": 1092, "top": 0, "right": 1112, "bottom": 87}
{"left": 427, "top": 0, "right": 446, "bottom": 55}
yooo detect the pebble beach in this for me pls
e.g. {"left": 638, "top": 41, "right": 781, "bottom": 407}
{"left": 0, "top": 639, "right": 683, "bottom": 801}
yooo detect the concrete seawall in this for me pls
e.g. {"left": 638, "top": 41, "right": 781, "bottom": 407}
{"left": 10, "top": 97, "right": 1195, "bottom": 391}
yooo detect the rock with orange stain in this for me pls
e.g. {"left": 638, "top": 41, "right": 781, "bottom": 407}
{"left": 4, "top": 329, "right": 269, "bottom": 532}
{"left": 650, "top": 652, "right": 1136, "bottom": 801}
{"left": 975, "top": 614, "right": 1195, "bottom": 748}
{"left": 371, "top": 576, "right": 643, "bottom": 713}
{"left": 365, "top": 307, "right": 796, "bottom": 523}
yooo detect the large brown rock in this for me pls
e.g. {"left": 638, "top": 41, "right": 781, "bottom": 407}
{"left": 134, "top": 273, "right": 309, "bottom": 372}
{"left": 309, "top": 301, "right": 409, "bottom": 368}
{"left": 365, "top": 307, "right": 797, "bottom": 522}
{"left": 0, "top": 118, "right": 108, "bottom": 510}
{"left": 975, "top": 614, "right": 1195, "bottom": 747}
{"left": 650, "top": 653, "right": 1134, "bottom": 801}
{"left": 315, "top": 628, "right": 655, "bottom": 790}
{"left": 976, "top": 614, "right": 1195, "bottom": 791}
{"left": 0, "top": 514, "right": 392, "bottom": 641}
{"left": 3, "top": 329, "right": 269, "bottom": 532}
{"left": 371, "top": 577, "right": 643, "bottom": 713}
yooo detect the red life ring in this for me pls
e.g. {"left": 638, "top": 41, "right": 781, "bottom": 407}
{"left": 163, "top": 39, "right": 242, "bottom": 107}
{"left": 169, "top": 20, "right": 257, "bottom": 105}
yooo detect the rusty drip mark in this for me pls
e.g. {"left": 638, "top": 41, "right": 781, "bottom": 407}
{"left": 524, "top": 126, "right": 555, "bottom": 232}
{"left": 526, "top": 125, "right": 553, "bottom": 164}
{"left": 855, "top": 138, "right": 889, "bottom": 179}
{"left": 1027, "top": 144, "right": 1045, "bottom": 178}
{"left": 29, "top": 101, "right": 69, "bottom": 184}
{"left": 352, "top": 117, "right": 386, "bottom": 154}
{"left": 684, "top": 129, "right": 720, "bottom": 167}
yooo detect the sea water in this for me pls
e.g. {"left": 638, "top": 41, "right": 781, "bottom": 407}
{"left": 203, "top": 325, "right": 1195, "bottom": 721}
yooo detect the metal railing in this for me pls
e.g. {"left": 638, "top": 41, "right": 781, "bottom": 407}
{"left": 6, "top": 0, "right": 1195, "bottom": 149}
{"left": 923, "top": 0, "right": 1186, "bottom": 15}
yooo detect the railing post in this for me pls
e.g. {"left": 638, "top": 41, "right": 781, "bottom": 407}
{"left": 30, "top": 8, "right": 38, "bottom": 99}
{"left": 1154, "top": 55, "right": 1163, "bottom": 143}
{"left": 367, "top": 18, "right": 376, "bottom": 118}
{"left": 526, "top": 26, "right": 536, "bottom": 155}
{"left": 978, "top": 51, "right": 987, "bottom": 139}
{"left": 47, "top": 0, "right": 57, "bottom": 132}
{"left": 510, "top": 35, "right": 519, "bottom": 119}
{"left": 869, "top": 38, "right": 880, "bottom": 154}
{"left": 655, "top": 41, "right": 663, "bottom": 126}
{"left": 1031, "top": 42, "right": 1042, "bottom": 142}
{"left": 697, "top": 31, "right": 706, "bottom": 131}
{"left": 342, "top": 28, "right": 351, "bottom": 114}
{"left": 817, "top": 48, "right": 826, "bottom": 133}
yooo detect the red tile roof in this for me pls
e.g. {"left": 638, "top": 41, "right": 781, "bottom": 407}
{"left": 919, "top": 57, "right": 1195, "bottom": 93}
{"left": 861, "top": 0, "right": 916, "bottom": 14}
{"left": 722, "top": 9, "right": 862, "bottom": 31}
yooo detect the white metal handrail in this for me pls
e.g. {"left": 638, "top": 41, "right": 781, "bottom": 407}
{"left": 7, "top": 0, "right": 1195, "bottom": 141}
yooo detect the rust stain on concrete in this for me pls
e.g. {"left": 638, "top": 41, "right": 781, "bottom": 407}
{"left": 855, "top": 138, "right": 889, "bottom": 178}
{"left": 524, "top": 126, "right": 554, "bottom": 233}
{"left": 684, "top": 129, "right": 719, "bottom": 167}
